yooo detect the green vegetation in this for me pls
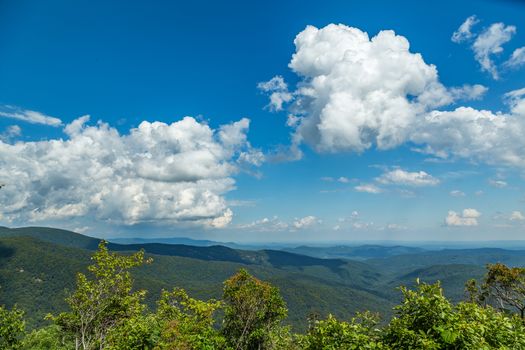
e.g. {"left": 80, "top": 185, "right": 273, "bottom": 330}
{"left": 3, "top": 227, "right": 525, "bottom": 348}
{"left": 222, "top": 269, "right": 288, "bottom": 349}
{"left": 382, "top": 281, "right": 525, "bottom": 349}
{"left": 0, "top": 230, "right": 395, "bottom": 330}
{"left": 51, "top": 242, "right": 150, "bottom": 349}
{"left": 467, "top": 263, "right": 525, "bottom": 318}
{"left": 2, "top": 243, "right": 525, "bottom": 349}
{"left": 0, "top": 305, "right": 25, "bottom": 349}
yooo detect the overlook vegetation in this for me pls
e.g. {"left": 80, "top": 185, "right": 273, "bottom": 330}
{"left": 2, "top": 227, "right": 525, "bottom": 348}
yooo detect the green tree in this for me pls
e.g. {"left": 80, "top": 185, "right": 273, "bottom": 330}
{"left": 479, "top": 263, "right": 525, "bottom": 318}
{"left": 222, "top": 269, "right": 288, "bottom": 350}
{"left": 155, "top": 287, "right": 226, "bottom": 349}
{"left": 51, "top": 241, "right": 151, "bottom": 350}
{"left": 0, "top": 305, "right": 25, "bottom": 350}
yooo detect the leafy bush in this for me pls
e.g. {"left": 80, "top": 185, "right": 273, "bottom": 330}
{"left": 0, "top": 305, "right": 25, "bottom": 349}
{"left": 299, "top": 312, "right": 385, "bottom": 349}
{"left": 383, "top": 280, "right": 525, "bottom": 349}
{"left": 21, "top": 325, "right": 72, "bottom": 350}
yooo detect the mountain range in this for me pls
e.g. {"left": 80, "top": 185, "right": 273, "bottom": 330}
{"left": 1, "top": 226, "right": 525, "bottom": 330}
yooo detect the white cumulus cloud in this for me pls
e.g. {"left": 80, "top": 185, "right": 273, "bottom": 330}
{"left": 510, "top": 211, "right": 525, "bottom": 221}
{"left": 279, "top": 24, "right": 456, "bottom": 153}
{"left": 376, "top": 169, "right": 439, "bottom": 187}
{"left": 411, "top": 105, "right": 525, "bottom": 167}
{"left": 261, "top": 24, "right": 525, "bottom": 169}
{"left": 293, "top": 215, "right": 319, "bottom": 229}
{"left": 0, "top": 115, "right": 261, "bottom": 229}
{"left": 257, "top": 76, "right": 293, "bottom": 111}
{"left": 445, "top": 208, "right": 481, "bottom": 227}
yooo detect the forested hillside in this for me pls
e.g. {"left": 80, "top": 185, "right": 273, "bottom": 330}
{"left": 2, "top": 234, "right": 525, "bottom": 349}
{"left": 3, "top": 226, "right": 525, "bottom": 335}
{"left": 0, "top": 228, "right": 393, "bottom": 330}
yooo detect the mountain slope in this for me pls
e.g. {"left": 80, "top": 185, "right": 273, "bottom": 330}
{"left": 0, "top": 226, "right": 100, "bottom": 250}
{"left": 0, "top": 232, "right": 394, "bottom": 330}
{"left": 367, "top": 248, "right": 525, "bottom": 274}
{"left": 284, "top": 245, "right": 426, "bottom": 260}
{"left": 0, "top": 227, "right": 352, "bottom": 269}
{"left": 5, "top": 226, "right": 525, "bottom": 331}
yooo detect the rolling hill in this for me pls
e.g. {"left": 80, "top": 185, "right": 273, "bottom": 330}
{"left": 284, "top": 244, "right": 426, "bottom": 261}
{"left": 0, "top": 227, "right": 393, "bottom": 330}
{"left": 2, "top": 226, "right": 525, "bottom": 331}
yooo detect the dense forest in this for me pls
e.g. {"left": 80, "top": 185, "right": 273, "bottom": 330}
{"left": 2, "top": 238, "right": 525, "bottom": 349}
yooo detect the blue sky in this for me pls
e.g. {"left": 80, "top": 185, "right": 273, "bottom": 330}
{"left": 1, "top": 0, "right": 525, "bottom": 242}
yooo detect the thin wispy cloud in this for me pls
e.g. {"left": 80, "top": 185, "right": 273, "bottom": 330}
{"left": 450, "top": 190, "right": 466, "bottom": 197}
{"left": 505, "top": 47, "right": 525, "bottom": 68}
{"left": 376, "top": 169, "right": 440, "bottom": 187}
{"left": 451, "top": 15, "right": 479, "bottom": 43}
{"left": 472, "top": 22, "right": 516, "bottom": 79}
{"left": 0, "top": 105, "right": 62, "bottom": 127}
{"left": 489, "top": 179, "right": 508, "bottom": 188}
{"left": 452, "top": 16, "right": 522, "bottom": 79}
{"left": 0, "top": 125, "right": 22, "bottom": 142}
{"left": 355, "top": 183, "right": 383, "bottom": 194}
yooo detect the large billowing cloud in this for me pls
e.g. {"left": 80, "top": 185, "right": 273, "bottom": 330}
{"left": 284, "top": 24, "right": 453, "bottom": 153}
{"left": 261, "top": 24, "right": 525, "bottom": 168}
{"left": 0, "top": 116, "right": 262, "bottom": 228}
{"left": 411, "top": 105, "right": 525, "bottom": 167}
